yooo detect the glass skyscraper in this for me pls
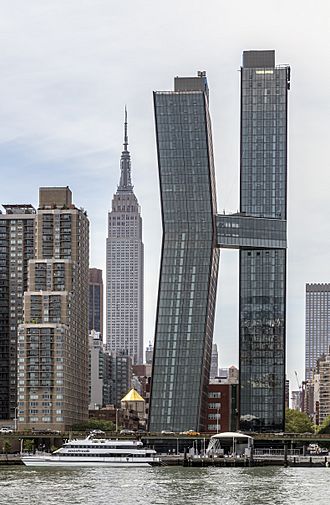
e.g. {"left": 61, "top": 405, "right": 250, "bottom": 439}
{"left": 149, "top": 51, "right": 290, "bottom": 433}
{"left": 239, "top": 51, "right": 290, "bottom": 432}
{"left": 149, "top": 73, "right": 219, "bottom": 433}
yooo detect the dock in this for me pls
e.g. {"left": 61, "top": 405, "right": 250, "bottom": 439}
{"left": 0, "top": 454, "right": 329, "bottom": 468}
{"left": 161, "top": 454, "right": 330, "bottom": 468}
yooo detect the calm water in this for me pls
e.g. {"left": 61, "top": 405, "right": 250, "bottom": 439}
{"left": 0, "top": 466, "right": 329, "bottom": 505}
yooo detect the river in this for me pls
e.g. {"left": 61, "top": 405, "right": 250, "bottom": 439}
{"left": 0, "top": 466, "right": 329, "bottom": 504}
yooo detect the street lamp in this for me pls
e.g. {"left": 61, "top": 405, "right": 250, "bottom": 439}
{"left": 14, "top": 406, "right": 18, "bottom": 432}
{"left": 216, "top": 406, "right": 220, "bottom": 434}
{"left": 115, "top": 408, "right": 119, "bottom": 433}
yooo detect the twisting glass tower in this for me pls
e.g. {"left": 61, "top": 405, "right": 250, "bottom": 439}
{"left": 149, "top": 73, "right": 219, "bottom": 432}
{"left": 106, "top": 110, "right": 144, "bottom": 364}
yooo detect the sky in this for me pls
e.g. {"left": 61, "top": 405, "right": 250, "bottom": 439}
{"left": 0, "top": 0, "right": 329, "bottom": 391}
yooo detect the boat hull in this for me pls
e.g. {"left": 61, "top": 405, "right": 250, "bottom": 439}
{"left": 22, "top": 456, "right": 160, "bottom": 468}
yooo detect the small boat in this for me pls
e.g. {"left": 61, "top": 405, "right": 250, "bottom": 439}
{"left": 21, "top": 435, "right": 161, "bottom": 467}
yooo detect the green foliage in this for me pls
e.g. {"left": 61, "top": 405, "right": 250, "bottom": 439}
{"left": 3, "top": 440, "right": 12, "bottom": 454}
{"left": 71, "top": 419, "right": 115, "bottom": 432}
{"left": 318, "top": 416, "right": 330, "bottom": 434}
{"left": 285, "top": 408, "right": 314, "bottom": 433}
{"left": 23, "top": 439, "right": 34, "bottom": 453}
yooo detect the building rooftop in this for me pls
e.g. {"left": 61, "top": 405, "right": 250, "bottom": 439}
{"left": 121, "top": 388, "right": 144, "bottom": 403}
{"left": 1, "top": 204, "right": 36, "bottom": 214}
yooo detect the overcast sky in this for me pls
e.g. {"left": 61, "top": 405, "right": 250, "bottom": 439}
{"left": 0, "top": 0, "right": 329, "bottom": 390}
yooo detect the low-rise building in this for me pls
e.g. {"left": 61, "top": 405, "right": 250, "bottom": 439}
{"left": 318, "top": 350, "right": 330, "bottom": 424}
{"left": 89, "top": 330, "right": 111, "bottom": 409}
{"left": 121, "top": 388, "right": 145, "bottom": 427}
{"left": 207, "top": 382, "right": 239, "bottom": 433}
{"left": 291, "top": 390, "right": 302, "bottom": 411}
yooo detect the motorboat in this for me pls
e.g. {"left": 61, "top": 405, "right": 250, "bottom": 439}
{"left": 21, "top": 435, "right": 160, "bottom": 467}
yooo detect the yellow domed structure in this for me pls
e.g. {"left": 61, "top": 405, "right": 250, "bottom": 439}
{"left": 121, "top": 389, "right": 146, "bottom": 426}
{"left": 121, "top": 389, "right": 144, "bottom": 403}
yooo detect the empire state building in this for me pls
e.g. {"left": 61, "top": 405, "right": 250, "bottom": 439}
{"left": 106, "top": 110, "right": 144, "bottom": 364}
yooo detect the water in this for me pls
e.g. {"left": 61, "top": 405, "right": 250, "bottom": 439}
{"left": 0, "top": 466, "right": 329, "bottom": 505}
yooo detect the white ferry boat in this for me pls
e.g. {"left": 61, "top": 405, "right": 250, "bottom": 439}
{"left": 21, "top": 436, "right": 161, "bottom": 467}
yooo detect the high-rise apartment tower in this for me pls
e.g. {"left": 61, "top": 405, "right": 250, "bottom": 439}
{"left": 149, "top": 73, "right": 219, "bottom": 432}
{"left": 18, "top": 187, "right": 89, "bottom": 431}
{"left": 239, "top": 50, "right": 289, "bottom": 432}
{"left": 106, "top": 111, "right": 144, "bottom": 364}
{"left": 89, "top": 268, "right": 103, "bottom": 335}
{"left": 0, "top": 205, "right": 35, "bottom": 420}
{"left": 305, "top": 283, "right": 330, "bottom": 380}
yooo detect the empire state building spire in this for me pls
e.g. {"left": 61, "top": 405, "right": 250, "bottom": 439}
{"left": 118, "top": 107, "right": 133, "bottom": 192}
{"left": 107, "top": 108, "right": 144, "bottom": 366}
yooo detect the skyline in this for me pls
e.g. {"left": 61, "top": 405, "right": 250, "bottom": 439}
{"left": 0, "top": 0, "right": 329, "bottom": 392}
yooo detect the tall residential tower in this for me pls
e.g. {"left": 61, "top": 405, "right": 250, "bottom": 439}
{"left": 149, "top": 51, "right": 289, "bottom": 433}
{"left": 0, "top": 205, "right": 35, "bottom": 420}
{"left": 89, "top": 268, "right": 103, "bottom": 335}
{"left": 149, "top": 73, "right": 219, "bottom": 432}
{"left": 18, "top": 187, "right": 89, "bottom": 431}
{"left": 106, "top": 111, "right": 144, "bottom": 364}
{"left": 305, "top": 283, "right": 330, "bottom": 380}
{"left": 239, "top": 50, "right": 289, "bottom": 432}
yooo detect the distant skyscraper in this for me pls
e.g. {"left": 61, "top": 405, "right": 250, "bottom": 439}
{"left": 18, "top": 187, "right": 89, "bottom": 430}
{"left": 145, "top": 342, "right": 153, "bottom": 365}
{"left": 89, "top": 268, "right": 103, "bottom": 335}
{"left": 111, "top": 351, "right": 132, "bottom": 407}
{"left": 210, "top": 344, "right": 219, "bottom": 379}
{"left": 291, "top": 390, "right": 301, "bottom": 411}
{"left": 106, "top": 110, "right": 144, "bottom": 364}
{"left": 0, "top": 205, "right": 35, "bottom": 420}
{"left": 89, "top": 330, "right": 111, "bottom": 409}
{"left": 305, "top": 283, "right": 330, "bottom": 380}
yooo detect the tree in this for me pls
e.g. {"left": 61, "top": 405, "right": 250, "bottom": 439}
{"left": 2, "top": 440, "right": 12, "bottom": 460}
{"left": 23, "top": 439, "right": 34, "bottom": 454}
{"left": 318, "top": 416, "right": 330, "bottom": 434}
{"left": 71, "top": 419, "right": 115, "bottom": 432}
{"left": 285, "top": 408, "right": 314, "bottom": 433}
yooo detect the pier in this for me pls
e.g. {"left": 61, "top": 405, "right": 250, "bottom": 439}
{"left": 161, "top": 453, "right": 330, "bottom": 468}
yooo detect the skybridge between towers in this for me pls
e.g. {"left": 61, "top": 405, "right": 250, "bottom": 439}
{"left": 216, "top": 213, "right": 287, "bottom": 250}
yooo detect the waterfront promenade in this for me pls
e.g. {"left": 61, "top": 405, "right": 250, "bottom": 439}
{"left": 1, "top": 431, "right": 329, "bottom": 468}
{"left": 1, "top": 451, "right": 329, "bottom": 468}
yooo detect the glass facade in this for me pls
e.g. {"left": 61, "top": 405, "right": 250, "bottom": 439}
{"left": 239, "top": 51, "right": 290, "bottom": 431}
{"left": 149, "top": 74, "right": 219, "bottom": 432}
{"left": 217, "top": 213, "right": 287, "bottom": 250}
{"left": 150, "top": 52, "right": 289, "bottom": 434}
